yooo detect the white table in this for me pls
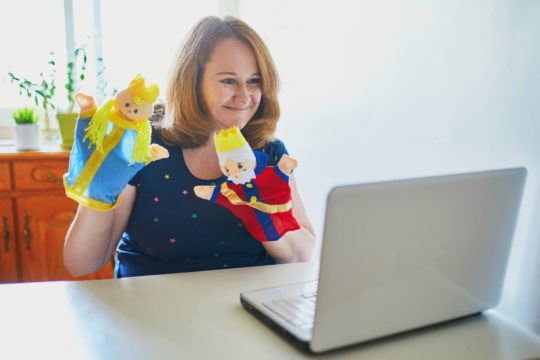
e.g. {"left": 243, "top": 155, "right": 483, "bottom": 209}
{"left": 1, "top": 261, "right": 539, "bottom": 359}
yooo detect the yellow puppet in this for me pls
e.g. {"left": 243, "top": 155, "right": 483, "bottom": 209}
{"left": 64, "top": 74, "right": 169, "bottom": 211}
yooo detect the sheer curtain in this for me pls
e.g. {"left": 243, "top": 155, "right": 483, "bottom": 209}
{"left": 239, "top": 0, "right": 540, "bottom": 335}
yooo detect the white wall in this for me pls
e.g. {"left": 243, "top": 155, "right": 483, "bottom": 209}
{"left": 240, "top": 0, "right": 540, "bottom": 335}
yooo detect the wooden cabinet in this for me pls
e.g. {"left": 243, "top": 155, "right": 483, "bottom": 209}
{"left": 0, "top": 147, "right": 114, "bottom": 283}
{"left": 0, "top": 198, "right": 17, "bottom": 282}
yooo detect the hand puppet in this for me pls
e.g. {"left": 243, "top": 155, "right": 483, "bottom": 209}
{"left": 194, "top": 126, "right": 300, "bottom": 242}
{"left": 64, "top": 74, "right": 169, "bottom": 211}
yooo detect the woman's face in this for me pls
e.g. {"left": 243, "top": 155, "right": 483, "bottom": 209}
{"left": 200, "top": 37, "right": 262, "bottom": 131}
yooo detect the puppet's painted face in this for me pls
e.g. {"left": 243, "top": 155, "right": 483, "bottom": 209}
{"left": 116, "top": 89, "right": 154, "bottom": 121}
{"left": 221, "top": 158, "right": 256, "bottom": 185}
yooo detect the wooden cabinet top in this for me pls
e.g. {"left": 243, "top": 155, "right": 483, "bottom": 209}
{"left": 0, "top": 145, "right": 70, "bottom": 161}
{"left": 0, "top": 145, "right": 70, "bottom": 195}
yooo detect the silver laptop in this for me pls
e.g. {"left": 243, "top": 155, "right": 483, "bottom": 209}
{"left": 240, "top": 167, "right": 527, "bottom": 353}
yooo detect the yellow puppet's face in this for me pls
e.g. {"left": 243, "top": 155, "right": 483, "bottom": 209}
{"left": 115, "top": 89, "right": 154, "bottom": 121}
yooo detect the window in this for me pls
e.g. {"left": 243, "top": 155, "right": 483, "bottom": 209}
{"left": 1, "top": 0, "right": 228, "bottom": 127}
{"left": 99, "top": 0, "right": 221, "bottom": 96}
{"left": 0, "top": 0, "right": 66, "bottom": 110}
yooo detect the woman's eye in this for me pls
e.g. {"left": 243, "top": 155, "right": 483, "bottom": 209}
{"left": 247, "top": 78, "right": 261, "bottom": 86}
{"left": 133, "top": 109, "right": 138, "bottom": 114}
{"left": 224, "top": 167, "right": 230, "bottom": 174}
{"left": 124, "top": 102, "right": 130, "bottom": 107}
{"left": 237, "top": 163, "right": 243, "bottom": 170}
{"left": 220, "top": 78, "right": 235, "bottom": 85}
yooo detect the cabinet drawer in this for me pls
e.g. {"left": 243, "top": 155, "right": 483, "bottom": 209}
{"left": 0, "top": 162, "right": 11, "bottom": 191}
{"left": 13, "top": 160, "right": 67, "bottom": 191}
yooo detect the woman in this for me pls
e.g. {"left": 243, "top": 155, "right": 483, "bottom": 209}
{"left": 64, "top": 15, "right": 315, "bottom": 278}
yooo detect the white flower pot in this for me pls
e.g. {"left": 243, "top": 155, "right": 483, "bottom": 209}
{"left": 14, "top": 124, "right": 40, "bottom": 151}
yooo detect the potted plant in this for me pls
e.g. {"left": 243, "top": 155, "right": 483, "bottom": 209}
{"left": 8, "top": 53, "right": 56, "bottom": 141}
{"left": 57, "top": 50, "right": 116, "bottom": 149}
{"left": 12, "top": 107, "right": 40, "bottom": 151}
{"left": 56, "top": 46, "right": 88, "bottom": 148}
{"left": 8, "top": 46, "right": 95, "bottom": 148}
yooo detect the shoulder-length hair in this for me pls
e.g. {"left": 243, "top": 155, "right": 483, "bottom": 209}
{"left": 160, "top": 15, "right": 280, "bottom": 149}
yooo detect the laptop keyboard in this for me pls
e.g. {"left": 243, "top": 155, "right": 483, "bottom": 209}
{"left": 263, "top": 291, "right": 317, "bottom": 331}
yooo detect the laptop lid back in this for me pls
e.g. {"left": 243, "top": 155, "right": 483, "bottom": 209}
{"left": 310, "top": 167, "right": 526, "bottom": 353}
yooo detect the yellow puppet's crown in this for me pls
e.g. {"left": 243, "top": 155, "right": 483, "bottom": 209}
{"left": 214, "top": 126, "right": 248, "bottom": 153}
{"left": 127, "top": 74, "right": 159, "bottom": 105}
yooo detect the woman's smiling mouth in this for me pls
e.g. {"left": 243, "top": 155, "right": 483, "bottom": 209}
{"left": 225, "top": 105, "right": 251, "bottom": 111}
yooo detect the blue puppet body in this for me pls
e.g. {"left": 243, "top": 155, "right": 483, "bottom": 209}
{"left": 63, "top": 74, "right": 164, "bottom": 211}
{"left": 64, "top": 115, "right": 148, "bottom": 210}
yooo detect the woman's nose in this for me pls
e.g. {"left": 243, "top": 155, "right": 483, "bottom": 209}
{"left": 234, "top": 84, "right": 250, "bottom": 102}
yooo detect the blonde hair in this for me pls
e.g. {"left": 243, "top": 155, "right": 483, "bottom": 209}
{"left": 160, "top": 16, "right": 280, "bottom": 149}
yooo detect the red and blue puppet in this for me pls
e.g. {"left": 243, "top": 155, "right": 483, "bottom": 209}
{"left": 194, "top": 126, "right": 300, "bottom": 242}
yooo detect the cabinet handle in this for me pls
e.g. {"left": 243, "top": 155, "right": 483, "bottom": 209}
{"left": 46, "top": 171, "right": 63, "bottom": 185}
{"left": 23, "top": 214, "right": 31, "bottom": 250}
{"left": 2, "top": 216, "right": 9, "bottom": 251}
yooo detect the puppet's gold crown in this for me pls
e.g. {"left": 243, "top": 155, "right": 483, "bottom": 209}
{"left": 214, "top": 126, "right": 247, "bottom": 153}
{"left": 127, "top": 74, "right": 159, "bottom": 105}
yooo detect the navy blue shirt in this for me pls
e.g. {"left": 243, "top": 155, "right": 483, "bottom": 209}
{"left": 115, "top": 132, "right": 288, "bottom": 278}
